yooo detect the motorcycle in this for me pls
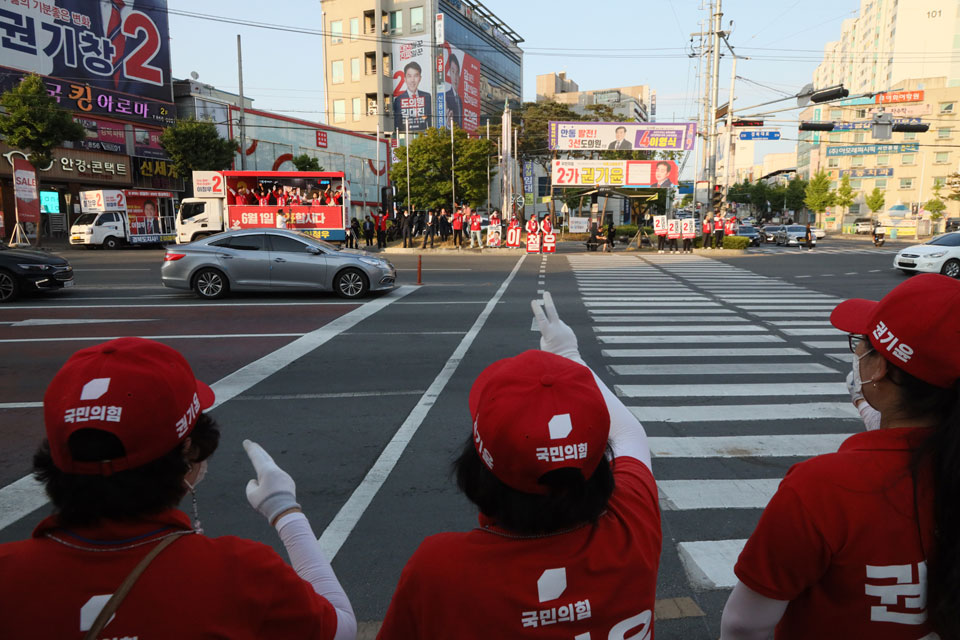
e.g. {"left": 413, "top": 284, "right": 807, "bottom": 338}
{"left": 873, "top": 227, "right": 886, "bottom": 247}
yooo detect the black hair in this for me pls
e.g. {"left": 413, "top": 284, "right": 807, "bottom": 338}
{"left": 404, "top": 61, "right": 422, "bottom": 75}
{"left": 447, "top": 54, "right": 460, "bottom": 71}
{"left": 33, "top": 413, "right": 221, "bottom": 528}
{"left": 657, "top": 161, "right": 670, "bottom": 170}
{"left": 615, "top": 125, "right": 627, "bottom": 133}
{"left": 889, "top": 356, "right": 960, "bottom": 639}
{"left": 454, "top": 435, "right": 615, "bottom": 535}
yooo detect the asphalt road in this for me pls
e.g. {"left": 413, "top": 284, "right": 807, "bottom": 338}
{"left": 0, "top": 235, "right": 920, "bottom": 638}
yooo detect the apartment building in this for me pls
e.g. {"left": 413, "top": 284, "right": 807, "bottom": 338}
{"left": 535, "top": 72, "right": 651, "bottom": 122}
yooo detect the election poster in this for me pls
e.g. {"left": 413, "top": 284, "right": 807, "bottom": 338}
{"left": 549, "top": 122, "right": 697, "bottom": 151}
{"left": 667, "top": 219, "right": 680, "bottom": 239}
{"left": 526, "top": 232, "right": 541, "bottom": 253}
{"left": 393, "top": 37, "right": 433, "bottom": 132}
{"left": 681, "top": 217, "right": 695, "bottom": 239}
{"left": 0, "top": 0, "right": 173, "bottom": 103}
{"left": 653, "top": 215, "right": 667, "bottom": 236}
{"left": 438, "top": 42, "right": 481, "bottom": 132}
{"left": 552, "top": 159, "right": 679, "bottom": 188}
{"left": 505, "top": 226, "right": 522, "bottom": 247}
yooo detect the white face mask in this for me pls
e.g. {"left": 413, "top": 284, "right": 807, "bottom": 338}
{"left": 851, "top": 349, "right": 874, "bottom": 395}
{"left": 851, "top": 351, "right": 881, "bottom": 431}
{"left": 184, "top": 459, "right": 207, "bottom": 492}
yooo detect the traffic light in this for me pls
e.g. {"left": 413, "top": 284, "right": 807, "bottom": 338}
{"left": 712, "top": 185, "right": 724, "bottom": 211}
{"left": 892, "top": 122, "right": 929, "bottom": 133}
{"left": 809, "top": 85, "right": 849, "bottom": 103}
{"left": 799, "top": 121, "right": 836, "bottom": 131}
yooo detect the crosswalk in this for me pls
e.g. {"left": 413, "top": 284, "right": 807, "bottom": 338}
{"left": 566, "top": 253, "right": 861, "bottom": 592}
{"left": 749, "top": 246, "right": 898, "bottom": 255}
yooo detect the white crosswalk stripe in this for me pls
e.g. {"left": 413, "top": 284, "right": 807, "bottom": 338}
{"left": 567, "top": 253, "right": 858, "bottom": 595}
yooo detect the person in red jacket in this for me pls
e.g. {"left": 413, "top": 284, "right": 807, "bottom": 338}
{"left": 468, "top": 207, "right": 483, "bottom": 249}
{"left": 702, "top": 216, "right": 713, "bottom": 249}
{"left": 379, "top": 292, "right": 661, "bottom": 640}
{"left": 0, "top": 337, "right": 356, "bottom": 640}
{"left": 452, "top": 207, "right": 464, "bottom": 248}
{"left": 375, "top": 210, "right": 389, "bottom": 250}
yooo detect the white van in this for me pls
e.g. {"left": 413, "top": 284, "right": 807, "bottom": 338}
{"left": 70, "top": 189, "right": 175, "bottom": 248}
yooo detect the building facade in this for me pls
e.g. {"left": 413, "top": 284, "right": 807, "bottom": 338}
{"left": 814, "top": 0, "right": 960, "bottom": 94}
{"left": 535, "top": 73, "right": 651, "bottom": 122}
{"left": 536, "top": 72, "right": 579, "bottom": 102}
{"left": 798, "top": 76, "right": 959, "bottom": 230}
{"left": 319, "top": 0, "right": 523, "bottom": 136}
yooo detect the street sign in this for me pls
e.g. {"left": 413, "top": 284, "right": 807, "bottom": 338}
{"left": 732, "top": 120, "right": 764, "bottom": 127}
{"left": 739, "top": 130, "right": 781, "bottom": 141}
{"left": 514, "top": 194, "right": 524, "bottom": 205}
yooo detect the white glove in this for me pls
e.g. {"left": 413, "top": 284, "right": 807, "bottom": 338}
{"left": 531, "top": 291, "right": 582, "bottom": 362}
{"left": 243, "top": 439, "right": 300, "bottom": 526}
{"left": 845, "top": 371, "right": 865, "bottom": 406}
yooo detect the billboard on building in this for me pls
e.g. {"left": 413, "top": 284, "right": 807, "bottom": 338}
{"left": 392, "top": 36, "right": 433, "bottom": 132}
{"left": 549, "top": 122, "right": 697, "bottom": 151}
{"left": 438, "top": 41, "right": 481, "bottom": 132}
{"left": 0, "top": 0, "right": 173, "bottom": 102}
{"left": 826, "top": 143, "right": 919, "bottom": 157}
{"left": 70, "top": 115, "right": 127, "bottom": 154}
{"left": 551, "top": 159, "right": 679, "bottom": 187}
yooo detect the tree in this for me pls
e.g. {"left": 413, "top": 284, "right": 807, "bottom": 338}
{"left": 515, "top": 101, "right": 583, "bottom": 173}
{"left": 833, "top": 174, "right": 855, "bottom": 221}
{"left": 680, "top": 194, "right": 693, "bottom": 208}
{"left": 749, "top": 181, "right": 770, "bottom": 216}
{"left": 291, "top": 154, "right": 323, "bottom": 172}
{"left": 804, "top": 170, "right": 836, "bottom": 226}
{"left": 865, "top": 187, "right": 885, "bottom": 215}
{"left": 925, "top": 185, "right": 947, "bottom": 221}
{"left": 389, "top": 126, "right": 496, "bottom": 210}
{"left": 159, "top": 118, "right": 238, "bottom": 185}
{"left": 785, "top": 177, "right": 808, "bottom": 213}
{"left": 0, "top": 74, "right": 85, "bottom": 168}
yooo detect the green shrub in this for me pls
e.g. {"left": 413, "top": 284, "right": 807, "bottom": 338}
{"left": 723, "top": 235, "right": 750, "bottom": 250}
{"left": 615, "top": 224, "right": 639, "bottom": 237}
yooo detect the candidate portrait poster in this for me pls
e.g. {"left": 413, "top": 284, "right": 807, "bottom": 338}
{"left": 548, "top": 122, "right": 697, "bottom": 152}
{"left": 393, "top": 37, "right": 433, "bottom": 132}
{"left": 438, "top": 42, "right": 481, "bottom": 133}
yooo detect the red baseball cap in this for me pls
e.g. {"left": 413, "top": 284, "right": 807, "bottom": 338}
{"left": 468, "top": 350, "right": 610, "bottom": 494}
{"left": 830, "top": 273, "right": 960, "bottom": 388}
{"left": 44, "top": 338, "right": 216, "bottom": 475}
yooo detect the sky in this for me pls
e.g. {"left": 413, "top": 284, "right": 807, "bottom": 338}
{"left": 167, "top": 0, "right": 865, "bottom": 174}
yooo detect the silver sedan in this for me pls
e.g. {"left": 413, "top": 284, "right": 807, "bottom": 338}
{"left": 161, "top": 229, "right": 396, "bottom": 299}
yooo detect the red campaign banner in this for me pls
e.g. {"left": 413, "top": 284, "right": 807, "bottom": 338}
{"left": 667, "top": 219, "right": 680, "bottom": 239}
{"left": 227, "top": 205, "right": 344, "bottom": 231}
{"left": 487, "top": 228, "right": 501, "bottom": 247}
{"left": 526, "top": 233, "right": 541, "bottom": 253}
{"left": 506, "top": 227, "right": 522, "bottom": 247}
{"left": 542, "top": 233, "right": 557, "bottom": 253}
{"left": 13, "top": 157, "right": 40, "bottom": 224}
{"left": 681, "top": 218, "right": 696, "bottom": 239}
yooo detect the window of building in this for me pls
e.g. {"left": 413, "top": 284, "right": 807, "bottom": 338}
{"left": 934, "top": 176, "right": 947, "bottom": 188}
{"left": 366, "top": 93, "right": 378, "bottom": 116}
{"left": 831, "top": 180, "right": 838, "bottom": 190}
{"left": 364, "top": 52, "right": 376, "bottom": 75}
{"left": 876, "top": 154, "right": 888, "bottom": 166}
{"left": 856, "top": 109, "right": 867, "bottom": 118}
{"left": 902, "top": 154, "right": 916, "bottom": 165}
{"left": 875, "top": 179, "right": 887, "bottom": 190}
{"left": 333, "top": 99, "right": 346, "bottom": 123}
{"left": 383, "top": 53, "right": 391, "bottom": 76}
{"left": 935, "top": 152, "right": 950, "bottom": 164}
{"left": 899, "top": 178, "right": 913, "bottom": 190}
{"left": 830, "top": 109, "right": 842, "bottom": 119}
{"left": 852, "top": 156, "right": 864, "bottom": 167}
{"left": 363, "top": 10, "right": 375, "bottom": 34}
{"left": 350, "top": 18, "right": 359, "bottom": 40}
{"left": 389, "top": 10, "right": 402, "bottom": 34}
{"left": 410, "top": 7, "right": 424, "bottom": 32}
{"left": 829, "top": 133, "right": 842, "bottom": 142}
{"left": 351, "top": 58, "right": 360, "bottom": 82}
{"left": 850, "top": 178, "right": 863, "bottom": 189}
{"left": 352, "top": 97, "right": 362, "bottom": 121}
{"left": 854, "top": 132, "right": 866, "bottom": 143}
{"left": 828, "top": 157, "right": 839, "bottom": 168}
{"left": 940, "top": 102, "right": 955, "bottom": 115}
{"left": 849, "top": 203, "right": 861, "bottom": 215}
{"left": 938, "top": 127, "right": 952, "bottom": 139}
{"left": 331, "top": 60, "right": 344, "bottom": 84}
{"left": 330, "top": 20, "right": 343, "bottom": 44}
{"left": 903, "top": 131, "right": 918, "bottom": 140}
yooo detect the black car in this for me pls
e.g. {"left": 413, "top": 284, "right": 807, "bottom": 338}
{"left": 0, "top": 246, "right": 74, "bottom": 302}
{"left": 735, "top": 225, "right": 762, "bottom": 246}
{"left": 760, "top": 225, "right": 780, "bottom": 243}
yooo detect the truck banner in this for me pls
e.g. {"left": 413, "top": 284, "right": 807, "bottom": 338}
{"left": 193, "top": 171, "right": 226, "bottom": 197}
{"left": 552, "top": 159, "right": 679, "bottom": 187}
{"left": 227, "top": 205, "right": 346, "bottom": 241}
{"left": 549, "top": 121, "right": 697, "bottom": 151}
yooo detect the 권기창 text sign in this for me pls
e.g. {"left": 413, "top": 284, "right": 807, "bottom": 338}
{"left": 548, "top": 122, "right": 697, "bottom": 151}
{"left": 551, "top": 159, "right": 679, "bottom": 187}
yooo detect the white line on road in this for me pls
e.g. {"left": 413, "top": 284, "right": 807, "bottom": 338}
{"left": 781, "top": 328, "right": 843, "bottom": 336}
{"left": 74, "top": 268, "right": 151, "bottom": 271}
{"left": 0, "top": 286, "right": 417, "bottom": 532}
{"left": 763, "top": 320, "right": 832, "bottom": 326}
{"left": 589, "top": 309, "right": 734, "bottom": 315}
{"left": 0, "top": 402, "right": 42, "bottom": 409}
{"left": 592, "top": 316, "right": 749, "bottom": 323}
{"left": 678, "top": 539, "right": 745, "bottom": 590}
{"left": 617, "top": 383, "right": 845, "bottom": 397}
{"left": 802, "top": 340, "right": 849, "bottom": 349}
{"left": 236, "top": 390, "right": 427, "bottom": 401}
{"left": 610, "top": 363, "right": 836, "bottom": 376}
{"left": 0, "top": 333, "right": 307, "bottom": 344}
{"left": 660, "top": 478, "right": 781, "bottom": 511}
{"left": 582, "top": 297, "right": 707, "bottom": 302}
{"left": 599, "top": 335, "right": 785, "bottom": 344}
{"left": 633, "top": 403, "right": 859, "bottom": 422}
{"left": 1, "top": 318, "right": 157, "bottom": 327}
{"left": 318, "top": 255, "right": 526, "bottom": 560}
{"left": 594, "top": 325, "right": 761, "bottom": 333}
{"left": 603, "top": 347, "right": 808, "bottom": 358}
{"left": 750, "top": 312, "right": 830, "bottom": 318}
{"left": 650, "top": 433, "right": 850, "bottom": 457}
{"left": 585, "top": 301, "right": 720, "bottom": 307}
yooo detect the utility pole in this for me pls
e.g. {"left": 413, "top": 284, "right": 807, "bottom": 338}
{"left": 405, "top": 117, "right": 411, "bottom": 215}
{"left": 486, "top": 121, "right": 490, "bottom": 213}
{"left": 722, "top": 43, "right": 738, "bottom": 195}
{"left": 707, "top": 0, "right": 723, "bottom": 213}
{"left": 450, "top": 121, "right": 456, "bottom": 210}
{"left": 237, "top": 35, "right": 246, "bottom": 170}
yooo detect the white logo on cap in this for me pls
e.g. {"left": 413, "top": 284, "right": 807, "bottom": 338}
{"left": 537, "top": 568, "right": 567, "bottom": 603}
{"left": 80, "top": 378, "right": 110, "bottom": 400}
{"left": 548, "top": 414, "right": 572, "bottom": 440}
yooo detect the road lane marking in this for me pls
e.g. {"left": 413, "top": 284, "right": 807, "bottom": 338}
{"left": 659, "top": 479, "right": 781, "bottom": 510}
{"left": 594, "top": 325, "right": 761, "bottom": 333}
{"left": 617, "top": 383, "right": 845, "bottom": 397}
{"left": 649, "top": 433, "right": 850, "bottom": 457}
{"left": 0, "top": 333, "right": 308, "bottom": 343}
{"left": 593, "top": 316, "right": 748, "bottom": 323}
{"left": 318, "top": 255, "right": 526, "bottom": 560}
{"left": 0, "top": 402, "right": 42, "bottom": 409}
{"left": 678, "top": 539, "right": 745, "bottom": 590}
{"left": 611, "top": 363, "right": 836, "bottom": 376}
{"left": 236, "top": 390, "right": 427, "bottom": 401}
{"left": 585, "top": 301, "right": 720, "bottom": 308}
{"left": 589, "top": 309, "right": 735, "bottom": 315}
{"left": 802, "top": 340, "right": 848, "bottom": 349}
{"left": 603, "top": 347, "right": 808, "bottom": 358}
{"left": 0, "top": 286, "right": 417, "bottom": 532}
{"left": 781, "top": 328, "right": 843, "bottom": 336}
{"left": 1, "top": 318, "right": 157, "bottom": 327}
{"left": 598, "top": 335, "right": 785, "bottom": 344}
{"left": 633, "top": 403, "right": 859, "bottom": 422}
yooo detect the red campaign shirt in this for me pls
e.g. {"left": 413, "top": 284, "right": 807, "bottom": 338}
{"left": 526, "top": 219, "right": 539, "bottom": 234}
{"left": 508, "top": 219, "right": 520, "bottom": 230}
{"left": 724, "top": 218, "right": 736, "bottom": 234}
{"left": 469, "top": 215, "right": 482, "bottom": 231}
{"left": 702, "top": 219, "right": 712, "bottom": 233}
{"left": 452, "top": 213, "right": 464, "bottom": 230}
{"left": 540, "top": 219, "right": 553, "bottom": 234}
{"left": 489, "top": 214, "right": 501, "bottom": 226}
{"left": 378, "top": 457, "right": 661, "bottom": 640}
{"left": 735, "top": 428, "right": 935, "bottom": 640}
{"left": 228, "top": 188, "right": 241, "bottom": 206}
{"left": 257, "top": 195, "right": 271, "bottom": 207}
{"left": 0, "top": 509, "right": 338, "bottom": 639}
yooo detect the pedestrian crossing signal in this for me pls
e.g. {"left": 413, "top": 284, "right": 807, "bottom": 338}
{"left": 712, "top": 185, "right": 724, "bottom": 211}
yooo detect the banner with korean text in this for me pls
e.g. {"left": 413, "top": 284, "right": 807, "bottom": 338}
{"left": 549, "top": 122, "right": 697, "bottom": 151}
{"left": 392, "top": 37, "right": 433, "bottom": 132}
{"left": 552, "top": 159, "right": 679, "bottom": 187}
{"left": 13, "top": 157, "right": 40, "bottom": 224}
{"left": 438, "top": 41, "right": 481, "bottom": 132}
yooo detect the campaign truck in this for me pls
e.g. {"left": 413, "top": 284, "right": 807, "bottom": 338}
{"left": 70, "top": 189, "right": 176, "bottom": 249}
{"left": 176, "top": 171, "right": 348, "bottom": 244}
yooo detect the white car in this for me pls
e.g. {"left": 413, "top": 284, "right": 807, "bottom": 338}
{"left": 813, "top": 227, "right": 826, "bottom": 239}
{"left": 893, "top": 232, "right": 960, "bottom": 278}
